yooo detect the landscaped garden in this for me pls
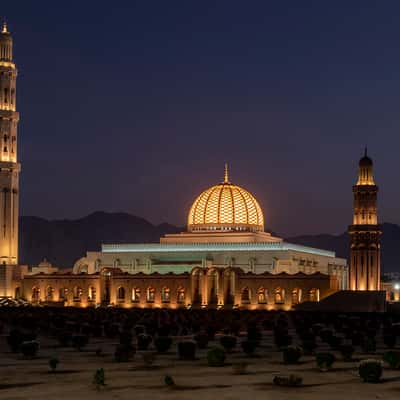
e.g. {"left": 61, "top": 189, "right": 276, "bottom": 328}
{"left": 0, "top": 307, "right": 400, "bottom": 399}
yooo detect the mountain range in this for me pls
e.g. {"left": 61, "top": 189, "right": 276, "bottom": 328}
{"left": 18, "top": 211, "right": 400, "bottom": 272}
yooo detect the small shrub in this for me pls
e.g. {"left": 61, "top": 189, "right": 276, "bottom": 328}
{"left": 382, "top": 351, "right": 400, "bottom": 369}
{"left": 207, "top": 347, "right": 226, "bottom": 367}
{"left": 232, "top": 362, "right": 248, "bottom": 375}
{"left": 273, "top": 374, "right": 303, "bottom": 387}
{"left": 219, "top": 335, "right": 237, "bottom": 352}
{"left": 340, "top": 344, "right": 355, "bottom": 361}
{"left": 283, "top": 346, "right": 302, "bottom": 364}
{"left": 316, "top": 352, "right": 335, "bottom": 371}
{"left": 93, "top": 368, "right": 106, "bottom": 389}
{"left": 358, "top": 359, "right": 382, "bottom": 383}
{"left": 114, "top": 344, "right": 135, "bottom": 362}
{"left": 164, "top": 375, "right": 175, "bottom": 387}
{"left": 49, "top": 357, "right": 59, "bottom": 372}
{"left": 71, "top": 334, "right": 89, "bottom": 351}
{"left": 137, "top": 333, "right": 152, "bottom": 351}
{"left": 194, "top": 332, "right": 209, "bottom": 349}
{"left": 241, "top": 340, "right": 257, "bottom": 355}
{"left": 154, "top": 336, "right": 172, "bottom": 353}
{"left": 177, "top": 340, "right": 196, "bottom": 360}
{"left": 20, "top": 341, "right": 40, "bottom": 358}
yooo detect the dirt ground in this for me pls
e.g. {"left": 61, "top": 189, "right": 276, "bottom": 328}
{"left": 0, "top": 329, "right": 399, "bottom": 400}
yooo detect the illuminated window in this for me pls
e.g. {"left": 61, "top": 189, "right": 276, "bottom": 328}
{"left": 161, "top": 287, "right": 170, "bottom": 302}
{"left": 274, "top": 287, "right": 285, "bottom": 304}
{"left": 291, "top": 288, "right": 301, "bottom": 304}
{"left": 309, "top": 288, "right": 319, "bottom": 302}
{"left": 147, "top": 287, "right": 155, "bottom": 302}
{"left": 177, "top": 287, "right": 185, "bottom": 303}
{"left": 59, "top": 287, "right": 68, "bottom": 299}
{"left": 88, "top": 286, "right": 96, "bottom": 301}
{"left": 257, "top": 287, "right": 267, "bottom": 304}
{"left": 132, "top": 287, "right": 140, "bottom": 302}
{"left": 46, "top": 286, "right": 54, "bottom": 301}
{"left": 73, "top": 286, "right": 83, "bottom": 301}
{"left": 32, "top": 287, "right": 40, "bottom": 301}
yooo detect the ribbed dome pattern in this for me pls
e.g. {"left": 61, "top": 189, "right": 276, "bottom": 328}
{"left": 188, "top": 180, "right": 264, "bottom": 232}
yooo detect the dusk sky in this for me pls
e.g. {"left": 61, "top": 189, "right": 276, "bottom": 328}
{"left": 3, "top": 1, "right": 400, "bottom": 236}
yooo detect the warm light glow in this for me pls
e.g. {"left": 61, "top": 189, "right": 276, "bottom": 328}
{"left": 394, "top": 283, "right": 400, "bottom": 290}
{"left": 0, "top": 61, "right": 15, "bottom": 69}
{"left": 188, "top": 166, "right": 264, "bottom": 232}
{"left": 1, "top": 22, "right": 7, "bottom": 34}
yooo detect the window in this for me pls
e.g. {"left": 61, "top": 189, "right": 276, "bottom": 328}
{"left": 291, "top": 288, "right": 301, "bottom": 305}
{"left": 147, "top": 287, "right": 155, "bottom": 302}
{"left": 309, "top": 288, "right": 319, "bottom": 302}
{"left": 177, "top": 287, "right": 185, "bottom": 303}
{"left": 46, "top": 286, "right": 54, "bottom": 301}
{"left": 161, "top": 287, "right": 170, "bottom": 302}
{"left": 59, "top": 287, "right": 68, "bottom": 300}
{"left": 117, "top": 287, "right": 125, "bottom": 301}
{"left": 132, "top": 288, "right": 140, "bottom": 302}
{"left": 73, "top": 286, "right": 82, "bottom": 301}
{"left": 32, "top": 287, "right": 40, "bottom": 301}
{"left": 88, "top": 286, "right": 96, "bottom": 301}
{"left": 274, "top": 287, "right": 285, "bottom": 304}
{"left": 257, "top": 287, "right": 267, "bottom": 304}
{"left": 241, "top": 287, "right": 251, "bottom": 303}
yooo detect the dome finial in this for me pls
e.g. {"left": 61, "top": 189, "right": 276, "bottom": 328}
{"left": 364, "top": 146, "right": 368, "bottom": 157}
{"left": 1, "top": 20, "right": 7, "bottom": 34}
{"left": 224, "top": 163, "right": 229, "bottom": 183}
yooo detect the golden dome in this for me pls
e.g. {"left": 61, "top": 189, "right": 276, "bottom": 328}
{"left": 187, "top": 165, "right": 264, "bottom": 232}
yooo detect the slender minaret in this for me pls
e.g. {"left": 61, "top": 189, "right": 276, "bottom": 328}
{"left": 0, "top": 22, "right": 20, "bottom": 275}
{"left": 348, "top": 149, "right": 381, "bottom": 291}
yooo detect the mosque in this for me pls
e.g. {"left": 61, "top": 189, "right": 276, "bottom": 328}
{"left": 0, "top": 23, "right": 390, "bottom": 310}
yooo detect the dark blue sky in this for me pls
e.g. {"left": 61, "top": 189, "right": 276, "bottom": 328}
{"left": 3, "top": 1, "right": 400, "bottom": 236}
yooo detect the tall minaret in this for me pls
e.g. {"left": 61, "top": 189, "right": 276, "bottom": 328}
{"left": 0, "top": 22, "right": 20, "bottom": 271}
{"left": 348, "top": 149, "right": 381, "bottom": 291}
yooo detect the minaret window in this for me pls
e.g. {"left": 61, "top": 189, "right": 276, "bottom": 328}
{"left": 4, "top": 88, "right": 8, "bottom": 103}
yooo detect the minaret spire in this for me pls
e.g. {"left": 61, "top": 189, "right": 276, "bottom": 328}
{"left": 349, "top": 151, "right": 381, "bottom": 291}
{"left": 0, "top": 18, "right": 20, "bottom": 296}
{"left": 224, "top": 163, "right": 229, "bottom": 183}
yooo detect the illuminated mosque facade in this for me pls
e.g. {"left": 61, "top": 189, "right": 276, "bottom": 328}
{"left": 1, "top": 23, "right": 392, "bottom": 310}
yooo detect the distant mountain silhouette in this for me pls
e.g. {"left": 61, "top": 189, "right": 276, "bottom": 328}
{"left": 19, "top": 211, "right": 181, "bottom": 267}
{"left": 18, "top": 212, "right": 400, "bottom": 272}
